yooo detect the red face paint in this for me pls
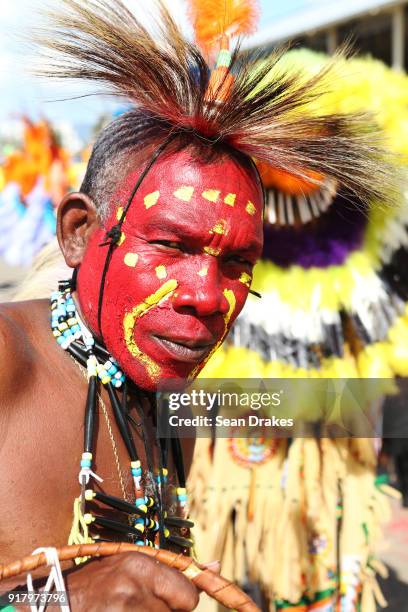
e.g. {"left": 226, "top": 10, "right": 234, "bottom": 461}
{"left": 77, "top": 150, "right": 263, "bottom": 390}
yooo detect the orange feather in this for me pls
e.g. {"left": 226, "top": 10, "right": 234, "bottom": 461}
{"left": 187, "top": 0, "right": 260, "bottom": 52}
{"left": 256, "top": 162, "right": 325, "bottom": 196}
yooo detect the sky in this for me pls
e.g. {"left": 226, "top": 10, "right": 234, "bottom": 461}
{"left": 0, "top": 0, "right": 320, "bottom": 137}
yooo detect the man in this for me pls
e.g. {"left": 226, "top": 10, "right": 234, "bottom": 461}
{"left": 0, "top": 135, "right": 263, "bottom": 611}
{"left": 0, "top": 0, "right": 392, "bottom": 609}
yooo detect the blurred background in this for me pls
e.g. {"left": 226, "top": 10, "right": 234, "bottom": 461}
{"left": 1, "top": 0, "right": 407, "bottom": 290}
{"left": 2, "top": 1, "right": 408, "bottom": 609}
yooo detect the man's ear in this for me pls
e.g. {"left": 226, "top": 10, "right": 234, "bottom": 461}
{"left": 57, "top": 192, "right": 100, "bottom": 268}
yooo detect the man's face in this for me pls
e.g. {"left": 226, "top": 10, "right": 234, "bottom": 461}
{"left": 77, "top": 150, "right": 263, "bottom": 390}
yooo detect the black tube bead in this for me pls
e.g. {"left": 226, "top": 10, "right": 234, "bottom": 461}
{"left": 93, "top": 490, "right": 146, "bottom": 517}
{"left": 168, "top": 534, "right": 193, "bottom": 549}
{"left": 107, "top": 383, "right": 137, "bottom": 461}
{"left": 84, "top": 375, "right": 98, "bottom": 453}
{"left": 93, "top": 515, "right": 145, "bottom": 538}
{"left": 164, "top": 516, "right": 194, "bottom": 529}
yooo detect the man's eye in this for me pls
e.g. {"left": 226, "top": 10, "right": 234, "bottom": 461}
{"left": 150, "top": 240, "right": 185, "bottom": 251}
{"left": 226, "top": 255, "right": 253, "bottom": 267}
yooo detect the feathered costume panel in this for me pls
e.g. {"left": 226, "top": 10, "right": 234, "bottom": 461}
{"left": 201, "top": 51, "right": 408, "bottom": 381}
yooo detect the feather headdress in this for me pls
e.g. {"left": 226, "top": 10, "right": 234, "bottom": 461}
{"left": 35, "top": 0, "right": 397, "bottom": 203}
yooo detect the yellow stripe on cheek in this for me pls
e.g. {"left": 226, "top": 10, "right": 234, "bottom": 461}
{"left": 190, "top": 289, "right": 236, "bottom": 379}
{"left": 123, "top": 280, "right": 178, "bottom": 379}
{"left": 223, "top": 289, "right": 237, "bottom": 326}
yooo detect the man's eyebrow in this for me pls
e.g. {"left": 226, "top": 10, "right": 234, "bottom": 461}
{"left": 142, "top": 218, "right": 207, "bottom": 237}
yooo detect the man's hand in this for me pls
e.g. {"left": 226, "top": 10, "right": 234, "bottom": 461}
{"left": 66, "top": 552, "right": 200, "bottom": 611}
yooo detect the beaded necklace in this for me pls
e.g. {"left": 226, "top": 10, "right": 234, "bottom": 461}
{"left": 51, "top": 281, "right": 193, "bottom": 558}
{"left": 69, "top": 355, "right": 130, "bottom": 501}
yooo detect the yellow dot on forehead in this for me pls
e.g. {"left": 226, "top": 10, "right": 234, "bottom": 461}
{"left": 197, "top": 267, "right": 208, "bottom": 277}
{"left": 204, "top": 246, "right": 221, "bottom": 256}
{"left": 116, "top": 206, "right": 124, "bottom": 221}
{"left": 224, "top": 193, "right": 236, "bottom": 206}
{"left": 144, "top": 191, "right": 160, "bottom": 209}
{"left": 210, "top": 220, "right": 227, "bottom": 235}
{"left": 246, "top": 201, "right": 256, "bottom": 215}
{"left": 124, "top": 252, "right": 139, "bottom": 267}
{"left": 155, "top": 265, "right": 167, "bottom": 279}
{"left": 174, "top": 186, "right": 195, "bottom": 202}
{"left": 117, "top": 232, "right": 126, "bottom": 246}
{"left": 202, "top": 189, "right": 220, "bottom": 203}
{"left": 239, "top": 272, "right": 252, "bottom": 287}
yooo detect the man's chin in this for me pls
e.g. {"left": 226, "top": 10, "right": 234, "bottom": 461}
{"left": 123, "top": 360, "right": 200, "bottom": 393}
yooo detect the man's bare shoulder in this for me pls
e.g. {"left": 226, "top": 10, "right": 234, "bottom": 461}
{"left": 0, "top": 300, "right": 45, "bottom": 399}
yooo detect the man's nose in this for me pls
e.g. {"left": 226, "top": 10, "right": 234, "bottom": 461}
{"left": 172, "top": 260, "right": 230, "bottom": 317}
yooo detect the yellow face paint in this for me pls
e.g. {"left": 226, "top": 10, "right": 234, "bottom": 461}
{"left": 123, "top": 280, "right": 178, "bottom": 380}
{"left": 202, "top": 189, "right": 220, "bottom": 203}
{"left": 155, "top": 265, "right": 167, "bottom": 279}
{"left": 223, "top": 289, "right": 237, "bottom": 325}
{"left": 144, "top": 191, "right": 160, "bottom": 209}
{"left": 117, "top": 232, "right": 126, "bottom": 246}
{"left": 246, "top": 201, "right": 256, "bottom": 216}
{"left": 204, "top": 246, "right": 221, "bottom": 256}
{"left": 190, "top": 289, "right": 236, "bottom": 379}
{"left": 210, "top": 220, "right": 227, "bottom": 235}
{"left": 174, "top": 186, "right": 195, "bottom": 202}
{"left": 116, "top": 206, "right": 124, "bottom": 221}
{"left": 198, "top": 267, "right": 208, "bottom": 277}
{"left": 239, "top": 272, "right": 252, "bottom": 287}
{"left": 124, "top": 252, "right": 139, "bottom": 268}
{"left": 224, "top": 193, "right": 236, "bottom": 206}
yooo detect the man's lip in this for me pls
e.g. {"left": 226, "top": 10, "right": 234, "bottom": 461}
{"left": 154, "top": 334, "right": 215, "bottom": 349}
{"left": 152, "top": 335, "right": 215, "bottom": 363}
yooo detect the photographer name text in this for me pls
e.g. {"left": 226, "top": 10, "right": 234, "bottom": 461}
{"left": 168, "top": 415, "right": 294, "bottom": 428}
